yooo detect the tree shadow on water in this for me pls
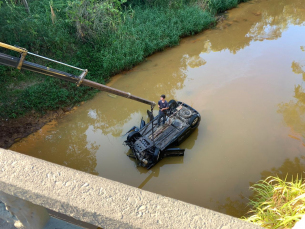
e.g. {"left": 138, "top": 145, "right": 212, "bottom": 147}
{"left": 214, "top": 156, "right": 305, "bottom": 218}
{"left": 277, "top": 46, "right": 305, "bottom": 144}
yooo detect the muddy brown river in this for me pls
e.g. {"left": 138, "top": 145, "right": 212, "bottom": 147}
{"left": 10, "top": 0, "right": 305, "bottom": 217}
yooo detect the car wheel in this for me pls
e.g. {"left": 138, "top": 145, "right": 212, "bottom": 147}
{"left": 168, "top": 99, "right": 177, "bottom": 110}
{"left": 189, "top": 115, "right": 200, "bottom": 128}
{"left": 127, "top": 131, "right": 141, "bottom": 143}
{"left": 153, "top": 148, "right": 160, "bottom": 162}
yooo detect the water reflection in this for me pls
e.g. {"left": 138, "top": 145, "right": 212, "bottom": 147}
{"left": 233, "top": 156, "right": 305, "bottom": 217}
{"left": 136, "top": 157, "right": 184, "bottom": 189}
{"left": 246, "top": 0, "right": 305, "bottom": 41}
{"left": 215, "top": 196, "right": 249, "bottom": 218}
{"left": 216, "top": 155, "right": 305, "bottom": 218}
{"left": 260, "top": 156, "right": 305, "bottom": 180}
{"left": 183, "top": 55, "right": 206, "bottom": 69}
{"left": 200, "top": 0, "right": 305, "bottom": 54}
{"left": 292, "top": 60, "right": 305, "bottom": 80}
{"left": 278, "top": 47, "right": 305, "bottom": 143}
{"left": 11, "top": 120, "right": 99, "bottom": 175}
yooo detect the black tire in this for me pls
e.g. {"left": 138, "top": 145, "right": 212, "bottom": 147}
{"left": 153, "top": 148, "right": 160, "bottom": 162}
{"left": 168, "top": 100, "right": 177, "bottom": 110}
{"left": 189, "top": 115, "right": 200, "bottom": 128}
{"left": 127, "top": 131, "right": 141, "bottom": 143}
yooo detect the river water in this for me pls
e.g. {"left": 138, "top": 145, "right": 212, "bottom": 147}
{"left": 10, "top": 0, "right": 305, "bottom": 217}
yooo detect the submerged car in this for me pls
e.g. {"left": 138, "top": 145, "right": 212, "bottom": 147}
{"left": 124, "top": 100, "right": 201, "bottom": 169}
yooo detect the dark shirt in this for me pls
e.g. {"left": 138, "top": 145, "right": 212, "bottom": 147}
{"left": 158, "top": 100, "right": 168, "bottom": 113}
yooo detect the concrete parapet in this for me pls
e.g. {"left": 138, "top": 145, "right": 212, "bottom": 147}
{"left": 0, "top": 148, "right": 261, "bottom": 228}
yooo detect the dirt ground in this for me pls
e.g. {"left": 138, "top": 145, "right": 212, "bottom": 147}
{"left": 0, "top": 107, "right": 73, "bottom": 149}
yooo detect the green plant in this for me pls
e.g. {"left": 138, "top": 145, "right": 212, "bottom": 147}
{"left": 67, "top": 0, "right": 127, "bottom": 41}
{"left": 243, "top": 176, "right": 305, "bottom": 228}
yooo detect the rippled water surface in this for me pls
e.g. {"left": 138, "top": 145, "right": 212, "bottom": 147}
{"left": 10, "top": 0, "right": 305, "bottom": 217}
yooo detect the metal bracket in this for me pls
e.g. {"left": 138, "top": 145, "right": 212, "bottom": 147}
{"left": 0, "top": 43, "right": 28, "bottom": 70}
{"left": 17, "top": 52, "right": 27, "bottom": 70}
{"left": 13, "top": 45, "right": 28, "bottom": 70}
{"left": 77, "top": 69, "right": 88, "bottom": 87}
{"left": 151, "top": 102, "right": 156, "bottom": 109}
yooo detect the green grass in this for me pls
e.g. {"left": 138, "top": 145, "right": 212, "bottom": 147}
{"left": 243, "top": 176, "right": 305, "bottom": 228}
{"left": 0, "top": 0, "right": 246, "bottom": 119}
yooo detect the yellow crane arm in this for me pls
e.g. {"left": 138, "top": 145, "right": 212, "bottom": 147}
{"left": 0, "top": 42, "right": 155, "bottom": 108}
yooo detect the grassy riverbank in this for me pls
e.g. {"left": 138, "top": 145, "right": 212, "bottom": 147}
{"left": 0, "top": 0, "right": 246, "bottom": 119}
{"left": 244, "top": 176, "right": 305, "bottom": 228}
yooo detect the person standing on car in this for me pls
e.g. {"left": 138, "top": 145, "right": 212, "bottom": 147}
{"left": 157, "top": 94, "right": 169, "bottom": 127}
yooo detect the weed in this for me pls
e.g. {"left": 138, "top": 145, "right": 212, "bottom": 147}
{"left": 243, "top": 176, "right": 305, "bottom": 228}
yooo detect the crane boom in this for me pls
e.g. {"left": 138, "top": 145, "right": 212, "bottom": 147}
{"left": 0, "top": 42, "right": 156, "bottom": 108}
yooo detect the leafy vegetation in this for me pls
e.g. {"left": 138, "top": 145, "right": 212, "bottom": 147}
{"left": 244, "top": 176, "right": 305, "bottom": 228}
{"left": 0, "top": 0, "right": 246, "bottom": 119}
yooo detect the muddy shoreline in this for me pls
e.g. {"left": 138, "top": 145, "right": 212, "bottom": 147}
{"left": 0, "top": 107, "right": 75, "bottom": 149}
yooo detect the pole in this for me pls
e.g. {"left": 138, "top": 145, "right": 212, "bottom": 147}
{"left": 151, "top": 105, "right": 155, "bottom": 145}
{"left": 0, "top": 42, "right": 156, "bottom": 108}
{"left": 81, "top": 79, "right": 155, "bottom": 107}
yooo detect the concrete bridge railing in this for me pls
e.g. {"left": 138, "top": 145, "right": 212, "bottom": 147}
{"left": 0, "top": 148, "right": 261, "bottom": 229}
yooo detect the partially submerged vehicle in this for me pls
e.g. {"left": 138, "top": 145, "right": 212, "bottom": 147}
{"left": 0, "top": 42, "right": 200, "bottom": 170}
{"left": 125, "top": 100, "right": 200, "bottom": 169}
